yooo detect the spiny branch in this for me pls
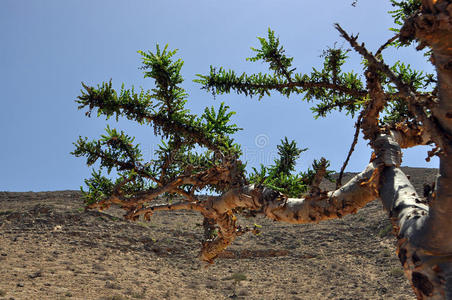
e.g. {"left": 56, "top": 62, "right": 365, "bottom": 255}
{"left": 78, "top": 83, "right": 231, "bottom": 153}
{"left": 235, "top": 80, "right": 366, "bottom": 98}
{"left": 363, "top": 66, "right": 388, "bottom": 141}
{"left": 199, "top": 70, "right": 368, "bottom": 99}
{"left": 335, "top": 23, "right": 449, "bottom": 153}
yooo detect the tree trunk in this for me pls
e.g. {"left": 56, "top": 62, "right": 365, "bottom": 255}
{"left": 397, "top": 1, "right": 452, "bottom": 298}
{"left": 376, "top": 133, "right": 450, "bottom": 299}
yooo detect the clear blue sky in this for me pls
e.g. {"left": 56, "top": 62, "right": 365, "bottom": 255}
{"left": 1, "top": 0, "right": 437, "bottom": 191}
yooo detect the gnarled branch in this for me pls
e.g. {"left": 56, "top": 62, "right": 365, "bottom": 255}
{"left": 335, "top": 23, "right": 449, "bottom": 154}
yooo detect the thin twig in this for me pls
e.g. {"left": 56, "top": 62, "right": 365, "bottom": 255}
{"left": 337, "top": 113, "right": 363, "bottom": 189}
{"left": 376, "top": 34, "right": 400, "bottom": 57}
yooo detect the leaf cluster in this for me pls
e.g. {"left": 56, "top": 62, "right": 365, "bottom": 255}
{"left": 382, "top": 61, "right": 435, "bottom": 123}
{"left": 389, "top": 0, "right": 421, "bottom": 31}
{"left": 387, "top": 0, "right": 423, "bottom": 49}
{"left": 248, "top": 138, "right": 333, "bottom": 198}
{"left": 247, "top": 28, "right": 295, "bottom": 80}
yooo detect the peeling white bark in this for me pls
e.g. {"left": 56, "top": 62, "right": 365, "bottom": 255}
{"left": 376, "top": 132, "right": 452, "bottom": 299}
{"left": 209, "top": 161, "right": 379, "bottom": 225}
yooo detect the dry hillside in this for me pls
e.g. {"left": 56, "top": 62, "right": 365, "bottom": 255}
{"left": 0, "top": 167, "right": 438, "bottom": 300}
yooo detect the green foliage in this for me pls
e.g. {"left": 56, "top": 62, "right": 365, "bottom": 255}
{"left": 77, "top": 80, "right": 152, "bottom": 123}
{"left": 303, "top": 158, "right": 335, "bottom": 186}
{"left": 73, "top": 45, "right": 244, "bottom": 205}
{"left": 138, "top": 45, "right": 188, "bottom": 115}
{"left": 389, "top": 0, "right": 421, "bottom": 31}
{"left": 80, "top": 170, "right": 114, "bottom": 205}
{"left": 248, "top": 164, "right": 308, "bottom": 198}
{"left": 202, "top": 102, "right": 242, "bottom": 135}
{"left": 196, "top": 22, "right": 436, "bottom": 127}
{"left": 381, "top": 100, "right": 411, "bottom": 124}
{"left": 248, "top": 138, "right": 333, "bottom": 197}
{"left": 382, "top": 61, "right": 436, "bottom": 123}
{"left": 196, "top": 30, "right": 365, "bottom": 119}
{"left": 390, "top": 61, "right": 431, "bottom": 91}
{"left": 76, "top": 47, "right": 241, "bottom": 154}
{"left": 247, "top": 28, "right": 295, "bottom": 79}
{"left": 74, "top": 3, "right": 437, "bottom": 207}
{"left": 307, "top": 48, "right": 364, "bottom": 118}
{"left": 274, "top": 137, "right": 307, "bottom": 175}
{"left": 72, "top": 126, "right": 143, "bottom": 173}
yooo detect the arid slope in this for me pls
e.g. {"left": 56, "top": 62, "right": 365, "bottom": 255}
{"left": 0, "top": 167, "right": 438, "bottom": 300}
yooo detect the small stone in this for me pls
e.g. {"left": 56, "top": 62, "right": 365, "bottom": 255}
{"left": 28, "top": 271, "right": 42, "bottom": 279}
{"left": 17, "top": 283, "right": 24, "bottom": 287}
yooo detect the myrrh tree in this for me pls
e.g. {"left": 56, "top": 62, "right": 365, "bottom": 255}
{"left": 72, "top": 0, "right": 452, "bottom": 298}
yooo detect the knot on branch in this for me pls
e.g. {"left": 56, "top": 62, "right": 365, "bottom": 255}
{"left": 258, "top": 185, "right": 286, "bottom": 206}
{"left": 383, "top": 122, "right": 432, "bottom": 149}
{"left": 200, "top": 211, "right": 238, "bottom": 263}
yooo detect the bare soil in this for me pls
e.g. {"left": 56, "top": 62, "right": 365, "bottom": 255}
{"left": 0, "top": 167, "right": 438, "bottom": 300}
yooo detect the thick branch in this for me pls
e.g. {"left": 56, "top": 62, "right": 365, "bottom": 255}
{"left": 121, "top": 133, "right": 412, "bottom": 263}
{"left": 374, "top": 131, "right": 452, "bottom": 299}
{"left": 210, "top": 161, "right": 380, "bottom": 223}
{"left": 384, "top": 122, "right": 433, "bottom": 149}
{"left": 88, "top": 164, "right": 235, "bottom": 210}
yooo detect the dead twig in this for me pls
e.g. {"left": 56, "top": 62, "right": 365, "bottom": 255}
{"left": 337, "top": 113, "right": 363, "bottom": 189}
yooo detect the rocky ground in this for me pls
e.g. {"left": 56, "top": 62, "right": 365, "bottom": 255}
{"left": 0, "top": 167, "right": 438, "bottom": 300}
